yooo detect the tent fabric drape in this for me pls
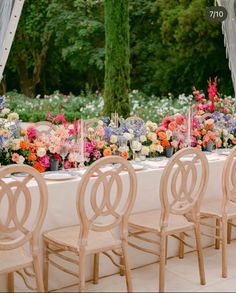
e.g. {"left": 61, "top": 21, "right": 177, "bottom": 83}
{"left": 217, "top": 0, "right": 236, "bottom": 96}
{"left": 0, "top": 0, "right": 14, "bottom": 51}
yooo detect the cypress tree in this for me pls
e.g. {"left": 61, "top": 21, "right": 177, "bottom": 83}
{"left": 104, "top": 0, "right": 130, "bottom": 118}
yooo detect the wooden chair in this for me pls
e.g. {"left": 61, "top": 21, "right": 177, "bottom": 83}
{"left": 0, "top": 164, "right": 48, "bottom": 292}
{"left": 34, "top": 121, "right": 57, "bottom": 135}
{"left": 43, "top": 156, "right": 137, "bottom": 292}
{"left": 199, "top": 146, "right": 236, "bottom": 278}
{"left": 128, "top": 148, "right": 209, "bottom": 292}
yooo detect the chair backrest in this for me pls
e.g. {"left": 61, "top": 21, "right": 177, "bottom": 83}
{"left": 76, "top": 156, "right": 137, "bottom": 245}
{"left": 34, "top": 121, "right": 57, "bottom": 135}
{"left": 126, "top": 115, "right": 144, "bottom": 123}
{"left": 159, "top": 148, "right": 208, "bottom": 227}
{"left": 84, "top": 118, "right": 100, "bottom": 128}
{"left": 222, "top": 146, "right": 236, "bottom": 212}
{"left": 0, "top": 164, "right": 48, "bottom": 250}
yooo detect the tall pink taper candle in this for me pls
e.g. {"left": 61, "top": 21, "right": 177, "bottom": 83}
{"left": 187, "top": 106, "right": 191, "bottom": 147}
{"left": 80, "top": 119, "right": 84, "bottom": 160}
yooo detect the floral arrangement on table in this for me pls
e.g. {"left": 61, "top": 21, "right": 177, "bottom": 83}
{"left": 1, "top": 78, "right": 236, "bottom": 171}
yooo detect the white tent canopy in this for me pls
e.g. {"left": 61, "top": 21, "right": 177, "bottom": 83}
{"left": 0, "top": 0, "right": 24, "bottom": 81}
{"left": 217, "top": 0, "right": 236, "bottom": 96}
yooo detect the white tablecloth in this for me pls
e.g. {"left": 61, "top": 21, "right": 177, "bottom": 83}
{"left": 0, "top": 153, "right": 228, "bottom": 291}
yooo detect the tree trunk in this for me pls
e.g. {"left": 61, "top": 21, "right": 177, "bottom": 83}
{"left": 104, "top": 0, "right": 130, "bottom": 118}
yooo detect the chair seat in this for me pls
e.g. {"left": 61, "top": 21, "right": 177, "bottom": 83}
{"left": 200, "top": 200, "right": 236, "bottom": 218}
{"left": 43, "top": 225, "right": 121, "bottom": 254}
{"left": 0, "top": 247, "right": 32, "bottom": 274}
{"left": 128, "top": 209, "right": 194, "bottom": 234}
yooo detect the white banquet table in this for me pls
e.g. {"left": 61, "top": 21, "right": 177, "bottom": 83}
{"left": 0, "top": 152, "right": 229, "bottom": 292}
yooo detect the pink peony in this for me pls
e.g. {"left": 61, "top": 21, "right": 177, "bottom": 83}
{"left": 174, "top": 114, "right": 185, "bottom": 126}
{"left": 38, "top": 155, "right": 50, "bottom": 168}
{"left": 27, "top": 125, "right": 38, "bottom": 142}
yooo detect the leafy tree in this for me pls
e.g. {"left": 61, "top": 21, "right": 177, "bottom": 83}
{"left": 104, "top": 0, "right": 130, "bottom": 117}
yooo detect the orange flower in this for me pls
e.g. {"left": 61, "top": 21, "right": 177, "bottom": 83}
{"left": 20, "top": 140, "right": 30, "bottom": 150}
{"left": 232, "top": 137, "right": 236, "bottom": 144}
{"left": 158, "top": 131, "right": 167, "bottom": 140}
{"left": 161, "top": 139, "right": 170, "bottom": 147}
{"left": 201, "top": 129, "right": 206, "bottom": 135}
{"left": 33, "top": 161, "right": 46, "bottom": 173}
{"left": 103, "top": 147, "right": 112, "bottom": 157}
{"left": 120, "top": 150, "right": 129, "bottom": 160}
{"left": 28, "top": 152, "right": 37, "bottom": 161}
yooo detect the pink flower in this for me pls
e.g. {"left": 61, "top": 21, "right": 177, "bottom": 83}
{"left": 38, "top": 155, "right": 50, "bottom": 168}
{"left": 27, "top": 125, "right": 38, "bottom": 142}
{"left": 174, "top": 114, "right": 185, "bottom": 126}
{"left": 64, "top": 160, "right": 71, "bottom": 169}
{"left": 96, "top": 125, "right": 105, "bottom": 137}
{"left": 12, "top": 153, "right": 20, "bottom": 162}
{"left": 156, "top": 126, "right": 166, "bottom": 133}
{"left": 161, "top": 116, "right": 172, "bottom": 128}
{"left": 93, "top": 150, "right": 101, "bottom": 160}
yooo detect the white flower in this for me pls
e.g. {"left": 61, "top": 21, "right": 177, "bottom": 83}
{"left": 131, "top": 140, "right": 142, "bottom": 151}
{"left": 123, "top": 132, "right": 133, "bottom": 140}
{"left": 128, "top": 129, "right": 134, "bottom": 134}
{"left": 147, "top": 132, "right": 157, "bottom": 142}
{"left": 223, "top": 129, "right": 228, "bottom": 136}
{"left": 110, "top": 135, "right": 118, "bottom": 144}
{"left": 229, "top": 134, "right": 234, "bottom": 140}
{"left": 1, "top": 108, "right": 10, "bottom": 116}
{"left": 37, "top": 147, "right": 46, "bottom": 157}
{"left": 98, "top": 120, "right": 104, "bottom": 126}
{"left": 17, "top": 155, "right": 25, "bottom": 164}
{"left": 118, "top": 145, "right": 129, "bottom": 152}
{"left": 12, "top": 139, "right": 21, "bottom": 150}
{"left": 7, "top": 112, "right": 19, "bottom": 121}
{"left": 141, "top": 146, "right": 149, "bottom": 156}
{"left": 140, "top": 135, "right": 147, "bottom": 143}
{"left": 157, "top": 145, "right": 164, "bottom": 153}
{"left": 88, "top": 127, "right": 94, "bottom": 133}
{"left": 166, "top": 130, "right": 172, "bottom": 138}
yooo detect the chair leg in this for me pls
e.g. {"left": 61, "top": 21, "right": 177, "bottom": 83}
{"left": 121, "top": 241, "right": 133, "bottom": 293}
{"left": 43, "top": 241, "right": 49, "bottom": 292}
{"left": 165, "top": 236, "right": 168, "bottom": 265}
{"left": 93, "top": 253, "right": 99, "bottom": 284}
{"left": 179, "top": 232, "right": 185, "bottom": 259}
{"left": 33, "top": 254, "right": 45, "bottom": 292}
{"left": 194, "top": 224, "right": 206, "bottom": 285}
{"left": 159, "top": 233, "right": 166, "bottom": 293}
{"left": 120, "top": 254, "right": 125, "bottom": 276}
{"left": 215, "top": 218, "right": 220, "bottom": 249}
{"left": 79, "top": 251, "right": 86, "bottom": 292}
{"left": 222, "top": 216, "right": 228, "bottom": 278}
{"left": 7, "top": 272, "right": 14, "bottom": 292}
{"left": 227, "top": 219, "right": 232, "bottom": 244}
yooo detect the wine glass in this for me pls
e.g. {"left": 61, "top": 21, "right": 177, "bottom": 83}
{"left": 59, "top": 141, "right": 70, "bottom": 171}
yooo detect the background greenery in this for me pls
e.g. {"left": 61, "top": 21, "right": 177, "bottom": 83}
{"left": 0, "top": 0, "right": 234, "bottom": 101}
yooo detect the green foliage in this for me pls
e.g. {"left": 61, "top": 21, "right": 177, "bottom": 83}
{"left": 104, "top": 0, "right": 130, "bottom": 117}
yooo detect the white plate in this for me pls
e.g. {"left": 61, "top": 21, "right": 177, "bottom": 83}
{"left": 131, "top": 164, "right": 144, "bottom": 171}
{"left": 43, "top": 172, "right": 77, "bottom": 181}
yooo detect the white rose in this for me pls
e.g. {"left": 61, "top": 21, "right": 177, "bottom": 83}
{"left": 88, "top": 127, "right": 94, "bottom": 133}
{"left": 110, "top": 135, "right": 118, "bottom": 144}
{"left": 37, "top": 147, "right": 46, "bottom": 157}
{"left": 147, "top": 132, "right": 157, "bottom": 142}
{"left": 140, "top": 135, "right": 147, "bottom": 143}
{"left": 12, "top": 139, "right": 21, "bottom": 150}
{"left": 229, "top": 134, "right": 234, "bottom": 140}
{"left": 128, "top": 129, "right": 134, "bottom": 134}
{"left": 123, "top": 132, "right": 133, "bottom": 140}
{"left": 7, "top": 112, "right": 19, "bottom": 121}
{"left": 149, "top": 143, "right": 158, "bottom": 153}
{"left": 17, "top": 155, "right": 25, "bottom": 164}
{"left": 131, "top": 140, "right": 142, "bottom": 151}
{"left": 157, "top": 145, "right": 164, "bottom": 153}
{"left": 98, "top": 120, "right": 104, "bottom": 126}
{"left": 141, "top": 146, "right": 149, "bottom": 156}
{"left": 1, "top": 108, "right": 10, "bottom": 116}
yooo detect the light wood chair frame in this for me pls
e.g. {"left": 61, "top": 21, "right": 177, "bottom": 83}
{"left": 0, "top": 164, "right": 48, "bottom": 292}
{"left": 43, "top": 156, "right": 137, "bottom": 292}
{"left": 196, "top": 146, "right": 236, "bottom": 278}
{"left": 127, "top": 148, "right": 209, "bottom": 292}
